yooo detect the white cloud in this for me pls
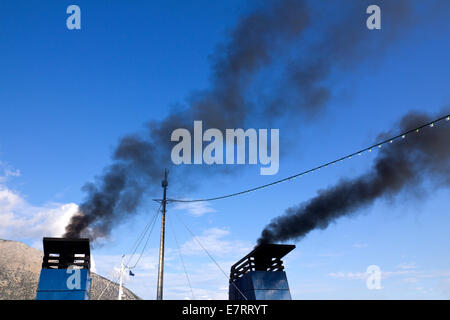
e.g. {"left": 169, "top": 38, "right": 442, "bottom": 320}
{"left": 291, "top": 283, "right": 336, "bottom": 295}
{"left": 437, "top": 278, "right": 450, "bottom": 298}
{"left": 0, "top": 187, "right": 25, "bottom": 211}
{"left": 180, "top": 227, "right": 251, "bottom": 257}
{"left": 397, "top": 262, "right": 417, "bottom": 270}
{"left": 0, "top": 161, "right": 21, "bottom": 183}
{"left": 317, "top": 253, "right": 343, "bottom": 257}
{"left": 173, "top": 201, "right": 216, "bottom": 217}
{"left": 0, "top": 185, "right": 77, "bottom": 241}
{"left": 328, "top": 271, "right": 368, "bottom": 280}
{"left": 328, "top": 269, "right": 417, "bottom": 281}
{"left": 0, "top": 161, "right": 77, "bottom": 242}
{"left": 328, "top": 267, "right": 450, "bottom": 286}
{"left": 403, "top": 277, "right": 418, "bottom": 283}
{"left": 90, "top": 253, "right": 97, "bottom": 273}
{"left": 352, "top": 242, "right": 368, "bottom": 249}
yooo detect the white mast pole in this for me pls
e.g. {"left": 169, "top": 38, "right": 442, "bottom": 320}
{"left": 118, "top": 255, "right": 125, "bottom": 300}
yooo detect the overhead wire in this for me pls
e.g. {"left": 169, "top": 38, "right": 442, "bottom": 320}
{"left": 125, "top": 203, "right": 162, "bottom": 267}
{"left": 168, "top": 213, "right": 196, "bottom": 300}
{"left": 166, "top": 114, "right": 450, "bottom": 203}
{"left": 173, "top": 211, "right": 248, "bottom": 300}
{"left": 126, "top": 204, "right": 161, "bottom": 269}
{"left": 98, "top": 204, "right": 162, "bottom": 299}
{"left": 101, "top": 114, "right": 449, "bottom": 300}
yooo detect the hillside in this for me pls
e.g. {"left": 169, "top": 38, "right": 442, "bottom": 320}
{"left": 0, "top": 239, "right": 140, "bottom": 300}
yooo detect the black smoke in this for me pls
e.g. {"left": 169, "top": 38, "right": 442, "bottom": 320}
{"left": 258, "top": 111, "right": 450, "bottom": 244}
{"left": 65, "top": 0, "right": 419, "bottom": 240}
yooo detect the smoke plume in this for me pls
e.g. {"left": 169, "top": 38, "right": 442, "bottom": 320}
{"left": 258, "top": 111, "right": 450, "bottom": 244}
{"left": 65, "top": 0, "right": 418, "bottom": 240}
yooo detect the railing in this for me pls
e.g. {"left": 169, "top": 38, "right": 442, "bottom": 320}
{"left": 229, "top": 244, "right": 295, "bottom": 283}
{"left": 42, "top": 253, "right": 90, "bottom": 269}
{"left": 41, "top": 237, "right": 91, "bottom": 270}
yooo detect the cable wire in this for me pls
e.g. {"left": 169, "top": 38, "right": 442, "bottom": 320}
{"left": 125, "top": 204, "right": 161, "bottom": 267}
{"left": 167, "top": 114, "right": 450, "bottom": 203}
{"left": 98, "top": 204, "right": 162, "bottom": 300}
{"left": 126, "top": 204, "right": 161, "bottom": 269}
{"left": 173, "top": 211, "right": 248, "bottom": 300}
{"left": 168, "top": 213, "right": 196, "bottom": 300}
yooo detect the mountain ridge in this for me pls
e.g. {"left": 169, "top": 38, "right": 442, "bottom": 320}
{"left": 0, "top": 239, "right": 140, "bottom": 300}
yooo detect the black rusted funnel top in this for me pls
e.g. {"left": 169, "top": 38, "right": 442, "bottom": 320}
{"left": 42, "top": 237, "right": 90, "bottom": 269}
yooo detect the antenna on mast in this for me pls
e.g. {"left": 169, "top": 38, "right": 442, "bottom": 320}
{"left": 156, "top": 169, "right": 168, "bottom": 300}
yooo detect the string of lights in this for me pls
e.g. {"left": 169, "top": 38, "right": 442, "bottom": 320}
{"left": 167, "top": 114, "right": 450, "bottom": 203}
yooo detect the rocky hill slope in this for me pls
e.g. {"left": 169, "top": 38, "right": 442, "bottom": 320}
{"left": 0, "top": 239, "right": 140, "bottom": 300}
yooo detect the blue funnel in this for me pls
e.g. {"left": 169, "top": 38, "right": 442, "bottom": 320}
{"left": 229, "top": 243, "right": 295, "bottom": 300}
{"left": 36, "top": 237, "right": 91, "bottom": 300}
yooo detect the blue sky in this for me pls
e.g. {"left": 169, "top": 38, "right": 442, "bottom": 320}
{"left": 0, "top": 1, "right": 450, "bottom": 299}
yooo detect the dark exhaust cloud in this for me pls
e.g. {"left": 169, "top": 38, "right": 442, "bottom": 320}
{"left": 266, "top": 0, "right": 416, "bottom": 117}
{"left": 258, "top": 111, "right": 450, "bottom": 244}
{"left": 64, "top": 0, "right": 311, "bottom": 239}
{"left": 65, "top": 0, "right": 418, "bottom": 240}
